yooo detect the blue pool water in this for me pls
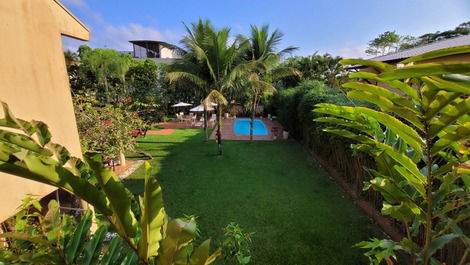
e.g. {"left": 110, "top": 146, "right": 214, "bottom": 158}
{"left": 233, "top": 119, "right": 268, "bottom": 135}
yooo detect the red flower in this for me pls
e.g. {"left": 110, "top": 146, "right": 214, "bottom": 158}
{"left": 103, "top": 120, "right": 111, "bottom": 126}
{"left": 386, "top": 258, "right": 393, "bottom": 265}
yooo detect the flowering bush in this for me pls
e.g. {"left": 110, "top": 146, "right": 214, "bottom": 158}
{"left": 73, "top": 91, "right": 144, "bottom": 162}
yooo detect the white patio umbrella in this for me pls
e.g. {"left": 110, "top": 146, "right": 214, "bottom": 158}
{"left": 171, "top": 102, "right": 192, "bottom": 107}
{"left": 190, "top": 104, "right": 215, "bottom": 112}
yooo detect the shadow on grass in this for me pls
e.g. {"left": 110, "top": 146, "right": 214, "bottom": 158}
{"left": 124, "top": 128, "right": 382, "bottom": 265}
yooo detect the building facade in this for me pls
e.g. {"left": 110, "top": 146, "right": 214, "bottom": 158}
{"left": 129, "top": 40, "right": 183, "bottom": 64}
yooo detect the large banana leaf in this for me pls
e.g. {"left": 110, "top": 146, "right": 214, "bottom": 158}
{"left": 0, "top": 152, "right": 111, "bottom": 216}
{"left": 157, "top": 218, "right": 199, "bottom": 265}
{"left": 137, "top": 162, "right": 165, "bottom": 260}
{"left": 188, "top": 239, "right": 221, "bottom": 265}
{"left": 340, "top": 59, "right": 395, "bottom": 72}
{"left": 347, "top": 72, "right": 419, "bottom": 101}
{"left": 85, "top": 153, "right": 138, "bottom": 239}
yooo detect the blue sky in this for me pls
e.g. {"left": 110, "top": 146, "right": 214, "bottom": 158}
{"left": 62, "top": 0, "right": 470, "bottom": 58}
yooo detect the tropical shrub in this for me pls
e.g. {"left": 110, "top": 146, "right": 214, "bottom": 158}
{"left": 126, "top": 60, "right": 169, "bottom": 124}
{"left": 0, "top": 102, "right": 221, "bottom": 265}
{"left": 73, "top": 91, "right": 144, "bottom": 165}
{"left": 314, "top": 46, "right": 470, "bottom": 264}
{"left": 271, "top": 79, "right": 360, "bottom": 139}
{"left": 275, "top": 53, "right": 347, "bottom": 89}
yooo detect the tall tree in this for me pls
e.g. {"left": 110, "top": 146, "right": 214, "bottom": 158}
{"left": 79, "top": 48, "right": 131, "bottom": 103}
{"left": 365, "top": 31, "right": 401, "bottom": 56}
{"left": 168, "top": 19, "right": 251, "bottom": 154}
{"left": 242, "top": 25, "right": 300, "bottom": 142}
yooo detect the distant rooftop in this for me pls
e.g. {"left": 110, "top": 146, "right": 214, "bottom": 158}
{"left": 129, "top": 40, "right": 180, "bottom": 50}
{"left": 372, "top": 34, "right": 470, "bottom": 62}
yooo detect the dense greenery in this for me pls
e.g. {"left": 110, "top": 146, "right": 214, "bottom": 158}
{"left": 66, "top": 47, "right": 171, "bottom": 163}
{"left": 0, "top": 198, "right": 138, "bottom": 264}
{"left": 124, "top": 129, "right": 381, "bottom": 265}
{"left": 0, "top": 103, "right": 222, "bottom": 265}
{"left": 275, "top": 53, "right": 346, "bottom": 89}
{"left": 315, "top": 47, "right": 470, "bottom": 264}
{"left": 73, "top": 91, "right": 144, "bottom": 165}
{"left": 268, "top": 79, "right": 362, "bottom": 139}
{"left": 366, "top": 21, "right": 469, "bottom": 56}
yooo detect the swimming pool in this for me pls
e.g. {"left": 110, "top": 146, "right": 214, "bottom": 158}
{"left": 233, "top": 119, "right": 268, "bottom": 135}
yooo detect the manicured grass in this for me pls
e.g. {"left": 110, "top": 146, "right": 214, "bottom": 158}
{"left": 125, "top": 129, "right": 380, "bottom": 265}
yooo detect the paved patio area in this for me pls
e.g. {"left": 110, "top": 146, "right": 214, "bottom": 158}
{"left": 210, "top": 118, "right": 283, "bottom": 141}
{"left": 152, "top": 119, "right": 283, "bottom": 140}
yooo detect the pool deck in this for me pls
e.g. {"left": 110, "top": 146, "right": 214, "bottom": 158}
{"left": 210, "top": 118, "right": 283, "bottom": 141}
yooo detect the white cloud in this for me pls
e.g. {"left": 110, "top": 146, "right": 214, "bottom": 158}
{"left": 60, "top": 0, "right": 182, "bottom": 52}
{"left": 102, "top": 24, "right": 182, "bottom": 51}
{"left": 335, "top": 43, "right": 369, "bottom": 59}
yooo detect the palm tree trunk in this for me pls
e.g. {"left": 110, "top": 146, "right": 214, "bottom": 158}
{"left": 216, "top": 106, "right": 222, "bottom": 155}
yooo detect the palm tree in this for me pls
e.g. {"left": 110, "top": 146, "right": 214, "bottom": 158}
{"left": 167, "top": 19, "right": 250, "bottom": 155}
{"left": 81, "top": 48, "right": 131, "bottom": 103}
{"left": 242, "top": 25, "right": 300, "bottom": 142}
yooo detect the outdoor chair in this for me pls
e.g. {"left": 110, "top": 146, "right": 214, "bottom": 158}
{"left": 176, "top": 114, "right": 184, "bottom": 123}
{"left": 193, "top": 116, "right": 203, "bottom": 127}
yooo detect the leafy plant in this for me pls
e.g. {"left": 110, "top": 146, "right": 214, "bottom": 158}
{"left": 221, "top": 223, "right": 254, "bottom": 265}
{"left": 1, "top": 199, "right": 137, "bottom": 264}
{"left": 314, "top": 46, "right": 470, "bottom": 264}
{"left": 73, "top": 91, "right": 144, "bottom": 165}
{"left": 0, "top": 101, "right": 221, "bottom": 265}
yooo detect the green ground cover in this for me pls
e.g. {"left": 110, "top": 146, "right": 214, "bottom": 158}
{"left": 125, "top": 129, "right": 380, "bottom": 265}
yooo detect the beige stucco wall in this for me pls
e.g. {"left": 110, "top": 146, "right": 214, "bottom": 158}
{"left": 0, "top": 0, "right": 89, "bottom": 221}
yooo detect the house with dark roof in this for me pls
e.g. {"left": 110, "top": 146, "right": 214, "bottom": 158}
{"left": 371, "top": 34, "right": 470, "bottom": 64}
{"left": 129, "top": 40, "right": 183, "bottom": 64}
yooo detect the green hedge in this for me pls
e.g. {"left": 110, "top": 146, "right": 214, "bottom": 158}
{"left": 270, "top": 80, "right": 383, "bottom": 209}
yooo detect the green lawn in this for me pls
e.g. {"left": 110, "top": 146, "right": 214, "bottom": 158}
{"left": 125, "top": 129, "right": 380, "bottom": 265}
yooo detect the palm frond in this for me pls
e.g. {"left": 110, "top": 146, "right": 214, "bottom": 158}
{"left": 204, "top": 89, "right": 228, "bottom": 106}
{"left": 166, "top": 72, "right": 208, "bottom": 89}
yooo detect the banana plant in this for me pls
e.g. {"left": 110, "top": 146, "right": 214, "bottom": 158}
{"left": 0, "top": 199, "right": 137, "bottom": 265}
{"left": 314, "top": 46, "right": 470, "bottom": 265}
{"left": 0, "top": 102, "right": 221, "bottom": 265}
